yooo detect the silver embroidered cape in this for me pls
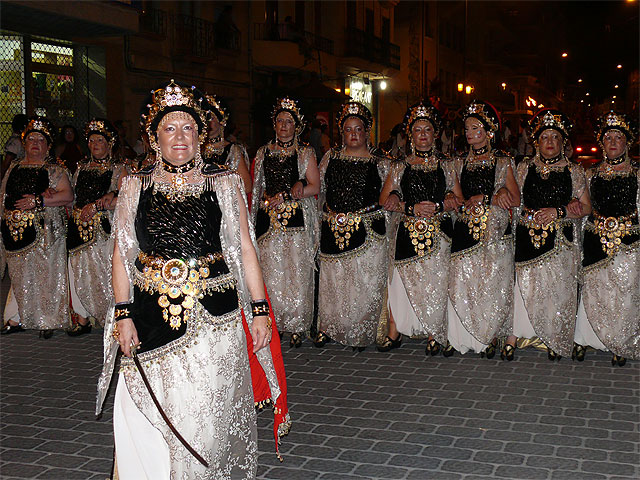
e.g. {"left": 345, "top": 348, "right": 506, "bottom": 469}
{"left": 514, "top": 158, "right": 586, "bottom": 357}
{"left": 316, "top": 150, "right": 391, "bottom": 347}
{"left": 251, "top": 144, "right": 319, "bottom": 334}
{"left": 0, "top": 161, "right": 70, "bottom": 329}
{"left": 580, "top": 166, "right": 640, "bottom": 359}
{"left": 68, "top": 162, "right": 126, "bottom": 325}
{"left": 449, "top": 154, "right": 515, "bottom": 346}
{"left": 386, "top": 155, "right": 456, "bottom": 343}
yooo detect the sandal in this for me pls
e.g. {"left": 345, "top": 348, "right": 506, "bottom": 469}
{"left": 547, "top": 348, "right": 561, "bottom": 361}
{"left": 442, "top": 342, "right": 455, "bottom": 358}
{"left": 313, "top": 331, "right": 331, "bottom": 348}
{"left": 572, "top": 343, "right": 586, "bottom": 362}
{"left": 376, "top": 334, "right": 402, "bottom": 352}
{"left": 500, "top": 344, "right": 516, "bottom": 361}
{"left": 481, "top": 342, "right": 497, "bottom": 359}
{"left": 290, "top": 332, "right": 303, "bottom": 348}
{"left": 425, "top": 339, "right": 441, "bottom": 356}
{"left": 612, "top": 354, "right": 627, "bottom": 367}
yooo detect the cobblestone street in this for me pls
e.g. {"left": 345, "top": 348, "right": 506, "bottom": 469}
{"left": 0, "top": 326, "right": 638, "bottom": 480}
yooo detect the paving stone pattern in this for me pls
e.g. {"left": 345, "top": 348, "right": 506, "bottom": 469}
{"left": 0, "top": 330, "right": 638, "bottom": 480}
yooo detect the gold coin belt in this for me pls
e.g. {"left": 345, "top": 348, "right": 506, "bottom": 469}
{"left": 136, "top": 252, "right": 229, "bottom": 330}
{"left": 521, "top": 207, "right": 557, "bottom": 249}
{"left": 593, "top": 211, "right": 636, "bottom": 257}
{"left": 265, "top": 199, "right": 300, "bottom": 232}
{"left": 459, "top": 203, "right": 489, "bottom": 241}
{"left": 72, "top": 206, "right": 101, "bottom": 243}
{"left": 3, "top": 209, "right": 37, "bottom": 242}
{"left": 404, "top": 215, "right": 440, "bottom": 256}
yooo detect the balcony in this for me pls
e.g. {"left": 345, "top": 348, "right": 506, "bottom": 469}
{"left": 344, "top": 29, "right": 400, "bottom": 70}
{"left": 253, "top": 23, "right": 334, "bottom": 56}
{"left": 138, "top": 9, "right": 240, "bottom": 60}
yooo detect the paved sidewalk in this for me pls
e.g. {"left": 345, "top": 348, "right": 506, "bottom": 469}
{"left": 0, "top": 329, "right": 638, "bottom": 480}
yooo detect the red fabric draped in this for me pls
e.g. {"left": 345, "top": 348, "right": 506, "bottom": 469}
{"left": 242, "top": 288, "right": 289, "bottom": 460}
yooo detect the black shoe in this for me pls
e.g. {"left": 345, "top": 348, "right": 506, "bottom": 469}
{"left": 442, "top": 342, "right": 455, "bottom": 357}
{"left": 67, "top": 322, "right": 92, "bottom": 337}
{"left": 500, "top": 344, "right": 516, "bottom": 361}
{"left": 289, "top": 332, "right": 303, "bottom": 348}
{"left": 377, "top": 334, "right": 402, "bottom": 352}
{"left": 481, "top": 342, "right": 497, "bottom": 359}
{"left": 425, "top": 339, "right": 441, "bottom": 356}
{"left": 547, "top": 348, "right": 561, "bottom": 361}
{"left": 1, "top": 323, "right": 25, "bottom": 335}
{"left": 313, "top": 331, "right": 331, "bottom": 348}
{"left": 571, "top": 343, "right": 586, "bottom": 362}
{"left": 612, "top": 354, "right": 627, "bottom": 367}
{"left": 352, "top": 346, "right": 366, "bottom": 352}
{"left": 39, "top": 329, "right": 54, "bottom": 339}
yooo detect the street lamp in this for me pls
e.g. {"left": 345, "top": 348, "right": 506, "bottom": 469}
{"left": 561, "top": 52, "right": 568, "bottom": 58}
{"left": 617, "top": 64, "right": 623, "bottom": 69}
{"left": 501, "top": 82, "right": 507, "bottom": 90}
{"left": 465, "top": 85, "right": 473, "bottom": 95}
{"left": 578, "top": 78, "right": 583, "bottom": 83}
{"left": 379, "top": 80, "right": 387, "bottom": 90}
{"left": 457, "top": 83, "right": 464, "bottom": 92}
{"left": 614, "top": 85, "right": 619, "bottom": 88}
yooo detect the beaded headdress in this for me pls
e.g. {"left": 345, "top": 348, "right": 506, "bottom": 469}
{"left": 595, "top": 111, "right": 637, "bottom": 145}
{"left": 271, "top": 97, "right": 305, "bottom": 136}
{"left": 84, "top": 118, "right": 117, "bottom": 144}
{"left": 403, "top": 101, "right": 442, "bottom": 137}
{"left": 463, "top": 100, "right": 500, "bottom": 134}
{"left": 530, "top": 109, "right": 572, "bottom": 140}
{"left": 336, "top": 101, "right": 373, "bottom": 131}
{"left": 141, "top": 79, "right": 208, "bottom": 147}
{"left": 22, "top": 116, "right": 56, "bottom": 145}
{"left": 204, "top": 94, "right": 229, "bottom": 128}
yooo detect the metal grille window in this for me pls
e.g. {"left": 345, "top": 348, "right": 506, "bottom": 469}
{"left": 0, "top": 35, "right": 26, "bottom": 149}
{"left": 0, "top": 32, "right": 105, "bottom": 152}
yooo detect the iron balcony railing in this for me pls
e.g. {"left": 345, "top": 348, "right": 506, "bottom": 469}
{"left": 253, "top": 23, "right": 334, "bottom": 56}
{"left": 344, "top": 28, "right": 400, "bottom": 70}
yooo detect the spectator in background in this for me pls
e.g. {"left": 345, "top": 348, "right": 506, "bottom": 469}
{"left": 55, "top": 125, "right": 84, "bottom": 174}
{"left": 320, "top": 123, "right": 331, "bottom": 155}
{"left": 2, "top": 113, "right": 28, "bottom": 179}
{"left": 113, "top": 120, "right": 136, "bottom": 161}
{"left": 309, "top": 118, "right": 323, "bottom": 160}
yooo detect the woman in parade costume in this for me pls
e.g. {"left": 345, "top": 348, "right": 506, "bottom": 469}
{"left": 448, "top": 101, "right": 520, "bottom": 359}
{"left": 315, "top": 101, "right": 390, "bottom": 350}
{"left": 378, "top": 101, "right": 457, "bottom": 354}
{"left": 96, "top": 80, "right": 289, "bottom": 479}
{"left": 0, "top": 117, "right": 73, "bottom": 338}
{"left": 67, "top": 119, "right": 127, "bottom": 336}
{"left": 251, "top": 98, "right": 320, "bottom": 348}
{"left": 575, "top": 112, "right": 639, "bottom": 366}
{"left": 201, "top": 94, "right": 252, "bottom": 193}
{"left": 512, "top": 109, "right": 590, "bottom": 361}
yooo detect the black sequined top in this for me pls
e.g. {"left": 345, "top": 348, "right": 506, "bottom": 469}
{"left": 132, "top": 185, "right": 238, "bottom": 352}
{"left": 590, "top": 171, "right": 637, "bottom": 218}
{"left": 3, "top": 165, "right": 49, "bottom": 210}
{"left": 522, "top": 165, "right": 572, "bottom": 209}
{"left": 401, "top": 163, "right": 447, "bottom": 205}
{"left": 263, "top": 149, "right": 300, "bottom": 197}
{"left": 75, "top": 168, "right": 112, "bottom": 208}
{"left": 325, "top": 154, "right": 381, "bottom": 212}
{"left": 461, "top": 163, "right": 496, "bottom": 200}
{"left": 203, "top": 142, "right": 233, "bottom": 167}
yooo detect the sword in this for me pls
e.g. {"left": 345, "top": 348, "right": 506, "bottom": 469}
{"left": 131, "top": 345, "right": 209, "bottom": 468}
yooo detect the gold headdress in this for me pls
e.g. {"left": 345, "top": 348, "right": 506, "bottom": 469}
{"left": 84, "top": 118, "right": 117, "bottom": 144}
{"left": 141, "top": 79, "right": 208, "bottom": 148}
{"left": 595, "top": 111, "right": 637, "bottom": 145}
{"left": 403, "top": 101, "right": 442, "bottom": 137}
{"left": 22, "top": 116, "right": 56, "bottom": 145}
{"left": 336, "top": 101, "right": 373, "bottom": 130}
{"left": 205, "top": 94, "right": 229, "bottom": 128}
{"left": 271, "top": 97, "right": 305, "bottom": 136}
{"left": 463, "top": 101, "right": 500, "bottom": 134}
{"left": 530, "top": 109, "right": 572, "bottom": 140}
